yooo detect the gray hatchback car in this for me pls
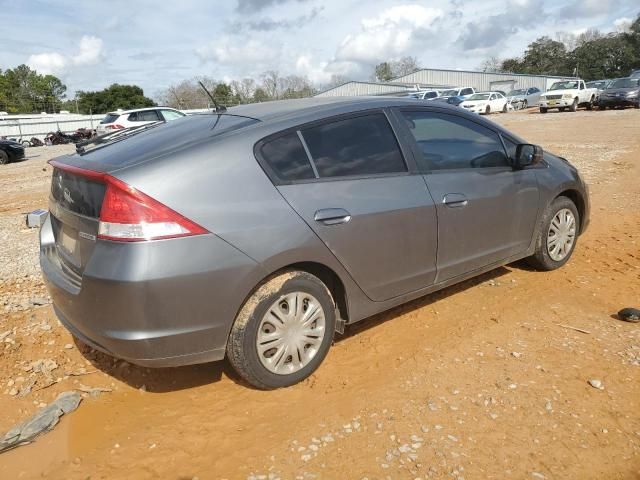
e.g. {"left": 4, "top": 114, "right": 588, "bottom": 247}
{"left": 40, "top": 97, "right": 589, "bottom": 389}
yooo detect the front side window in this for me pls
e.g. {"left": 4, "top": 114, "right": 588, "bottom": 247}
{"left": 260, "top": 131, "right": 316, "bottom": 181}
{"left": 301, "top": 113, "right": 407, "bottom": 178}
{"left": 400, "top": 111, "right": 510, "bottom": 170}
{"left": 461, "top": 88, "right": 474, "bottom": 96}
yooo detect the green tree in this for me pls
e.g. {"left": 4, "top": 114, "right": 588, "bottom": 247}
{"left": 252, "top": 87, "right": 270, "bottom": 102}
{"left": 374, "top": 62, "right": 393, "bottom": 82}
{"left": 572, "top": 34, "right": 638, "bottom": 80}
{"left": 76, "top": 84, "right": 155, "bottom": 114}
{"left": 0, "top": 65, "right": 67, "bottom": 113}
{"left": 521, "top": 36, "right": 571, "bottom": 75}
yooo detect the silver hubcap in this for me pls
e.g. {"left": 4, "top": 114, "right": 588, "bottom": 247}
{"left": 547, "top": 208, "right": 576, "bottom": 261}
{"left": 256, "top": 292, "right": 326, "bottom": 375}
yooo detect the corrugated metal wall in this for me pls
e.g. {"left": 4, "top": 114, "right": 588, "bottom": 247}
{"left": 316, "top": 81, "right": 419, "bottom": 97}
{"left": 316, "top": 69, "right": 576, "bottom": 97}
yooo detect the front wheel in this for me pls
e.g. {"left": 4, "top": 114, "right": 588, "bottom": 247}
{"left": 226, "top": 271, "right": 336, "bottom": 389}
{"left": 539, "top": 107, "right": 547, "bottom": 114}
{"left": 502, "top": 103, "right": 508, "bottom": 113}
{"left": 526, "top": 196, "right": 579, "bottom": 271}
{"left": 485, "top": 106, "right": 491, "bottom": 115}
{"left": 0, "top": 151, "right": 8, "bottom": 165}
{"left": 586, "top": 97, "right": 594, "bottom": 110}
{"left": 569, "top": 98, "right": 578, "bottom": 112}
{"left": 523, "top": 100, "right": 528, "bottom": 109}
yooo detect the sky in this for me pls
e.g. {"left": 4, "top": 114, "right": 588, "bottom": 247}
{"left": 0, "top": 0, "right": 638, "bottom": 99}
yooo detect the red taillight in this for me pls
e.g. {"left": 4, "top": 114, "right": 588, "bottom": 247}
{"left": 106, "top": 124, "right": 125, "bottom": 130}
{"left": 49, "top": 160, "right": 208, "bottom": 242}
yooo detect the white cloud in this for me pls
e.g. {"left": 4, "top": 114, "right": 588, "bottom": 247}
{"left": 27, "top": 52, "right": 68, "bottom": 75}
{"left": 196, "top": 38, "right": 280, "bottom": 66}
{"left": 613, "top": 16, "right": 633, "bottom": 31}
{"left": 335, "top": 5, "right": 442, "bottom": 64}
{"left": 27, "top": 35, "right": 104, "bottom": 75}
{"left": 73, "top": 36, "right": 103, "bottom": 66}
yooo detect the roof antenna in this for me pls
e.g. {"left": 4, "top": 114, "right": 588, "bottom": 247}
{"left": 198, "top": 81, "right": 227, "bottom": 113}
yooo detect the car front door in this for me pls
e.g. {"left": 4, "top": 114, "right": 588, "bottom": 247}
{"left": 395, "top": 108, "right": 539, "bottom": 283}
{"left": 257, "top": 111, "right": 438, "bottom": 301}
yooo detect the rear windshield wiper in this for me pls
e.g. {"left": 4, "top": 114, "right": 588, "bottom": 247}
{"left": 75, "top": 121, "right": 166, "bottom": 155}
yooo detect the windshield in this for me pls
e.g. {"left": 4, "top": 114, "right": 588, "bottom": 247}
{"left": 468, "top": 93, "right": 490, "bottom": 101}
{"left": 609, "top": 78, "right": 640, "bottom": 89}
{"left": 549, "top": 81, "right": 579, "bottom": 90}
{"left": 441, "top": 89, "right": 459, "bottom": 96}
{"left": 508, "top": 89, "right": 526, "bottom": 96}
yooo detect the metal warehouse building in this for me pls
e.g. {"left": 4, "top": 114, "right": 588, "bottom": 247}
{"left": 316, "top": 68, "right": 575, "bottom": 97}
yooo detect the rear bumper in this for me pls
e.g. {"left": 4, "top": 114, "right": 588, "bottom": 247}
{"left": 40, "top": 214, "right": 263, "bottom": 367}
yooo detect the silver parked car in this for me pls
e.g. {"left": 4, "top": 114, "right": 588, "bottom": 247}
{"left": 40, "top": 97, "right": 590, "bottom": 389}
{"left": 506, "top": 87, "right": 542, "bottom": 109}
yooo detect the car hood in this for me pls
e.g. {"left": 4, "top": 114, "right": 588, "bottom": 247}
{"left": 0, "top": 139, "right": 21, "bottom": 147}
{"left": 508, "top": 95, "right": 526, "bottom": 101}
{"left": 603, "top": 87, "right": 639, "bottom": 94}
{"left": 544, "top": 89, "right": 577, "bottom": 95}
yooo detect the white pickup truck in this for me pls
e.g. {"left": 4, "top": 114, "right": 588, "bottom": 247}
{"left": 539, "top": 80, "right": 597, "bottom": 113}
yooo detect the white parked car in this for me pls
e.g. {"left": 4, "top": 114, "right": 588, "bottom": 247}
{"left": 459, "top": 92, "right": 508, "bottom": 114}
{"left": 96, "top": 107, "right": 186, "bottom": 135}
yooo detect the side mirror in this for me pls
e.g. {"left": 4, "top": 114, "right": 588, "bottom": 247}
{"left": 514, "top": 144, "right": 543, "bottom": 168}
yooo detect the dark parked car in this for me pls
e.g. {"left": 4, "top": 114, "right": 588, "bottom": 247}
{"left": 598, "top": 77, "right": 640, "bottom": 109}
{"left": 0, "top": 138, "right": 25, "bottom": 164}
{"left": 40, "top": 97, "right": 590, "bottom": 389}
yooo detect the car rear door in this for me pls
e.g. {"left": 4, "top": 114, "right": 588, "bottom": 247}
{"left": 394, "top": 108, "right": 539, "bottom": 283}
{"left": 256, "top": 110, "right": 438, "bottom": 301}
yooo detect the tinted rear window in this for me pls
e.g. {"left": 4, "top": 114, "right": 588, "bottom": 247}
{"left": 260, "top": 132, "right": 315, "bottom": 181}
{"left": 301, "top": 113, "right": 406, "bottom": 178}
{"left": 51, "top": 168, "right": 106, "bottom": 217}
{"left": 81, "top": 114, "right": 259, "bottom": 167}
{"left": 100, "top": 113, "right": 119, "bottom": 124}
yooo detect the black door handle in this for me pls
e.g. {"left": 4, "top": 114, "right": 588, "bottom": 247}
{"left": 314, "top": 208, "right": 352, "bottom": 225}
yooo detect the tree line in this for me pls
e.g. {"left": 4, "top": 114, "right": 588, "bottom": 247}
{"left": 482, "top": 15, "right": 640, "bottom": 80}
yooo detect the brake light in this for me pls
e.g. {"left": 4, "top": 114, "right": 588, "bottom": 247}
{"left": 106, "top": 124, "right": 125, "bottom": 130}
{"left": 48, "top": 160, "right": 208, "bottom": 242}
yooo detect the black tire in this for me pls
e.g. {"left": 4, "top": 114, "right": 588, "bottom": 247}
{"left": 569, "top": 98, "right": 578, "bottom": 112}
{"left": 559, "top": 107, "right": 566, "bottom": 112}
{"left": 0, "top": 150, "right": 9, "bottom": 165}
{"left": 635, "top": 99, "right": 640, "bottom": 109}
{"left": 539, "top": 107, "right": 547, "bottom": 114}
{"left": 502, "top": 103, "right": 508, "bottom": 113}
{"left": 226, "top": 270, "right": 336, "bottom": 389}
{"left": 523, "top": 100, "right": 528, "bottom": 109}
{"left": 586, "top": 97, "right": 594, "bottom": 110}
{"left": 526, "top": 196, "right": 580, "bottom": 271}
{"left": 485, "top": 106, "right": 490, "bottom": 115}
{"left": 599, "top": 104, "right": 607, "bottom": 110}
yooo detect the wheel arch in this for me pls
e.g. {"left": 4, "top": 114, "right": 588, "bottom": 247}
{"left": 555, "top": 189, "right": 586, "bottom": 233}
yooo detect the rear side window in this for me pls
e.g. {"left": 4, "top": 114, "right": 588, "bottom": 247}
{"left": 301, "top": 113, "right": 406, "bottom": 178}
{"left": 137, "top": 110, "right": 161, "bottom": 122}
{"left": 160, "top": 109, "right": 185, "bottom": 121}
{"left": 400, "top": 111, "right": 509, "bottom": 170}
{"left": 100, "top": 113, "right": 119, "bottom": 124}
{"left": 260, "top": 132, "right": 315, "bottom": 181}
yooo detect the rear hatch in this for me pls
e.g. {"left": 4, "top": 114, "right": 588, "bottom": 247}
{"left": 47, "top": 165, "right": 105, "bottom": 287}
{"left": 44, "top": 113, "right": 259, "bottom": 287}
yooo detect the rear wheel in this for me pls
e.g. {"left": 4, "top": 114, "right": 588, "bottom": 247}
{"left": 226, "top": 271, "right": 336, "bottom": 389}
{"left": 523, "top": 100, "right": 528, "bottom": 109}
{"left": 559, "top": 107, "right": 566, "bottom": 112}
{"left": 502, "top": 103, "right": 508, "bottom": 113}
{"left": 0, "top": 151, "right": 9, "bottom": 165}
{"left": 527, "top": 196, "right": 579, "bottom": 271}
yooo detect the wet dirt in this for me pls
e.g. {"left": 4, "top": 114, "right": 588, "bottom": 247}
{"left": 0, "top": 110, "right": 639, "bottom": 479}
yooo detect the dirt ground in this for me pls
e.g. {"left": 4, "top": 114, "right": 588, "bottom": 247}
{"left": 0, "top": 108, "right": 638, "bottom": 480}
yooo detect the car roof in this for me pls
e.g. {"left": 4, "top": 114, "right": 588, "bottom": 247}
{"left": 107, "top": 106, "right": 177, "bottom": 116}
{"left": 226, "top": 96, "right": 459, "bottom": 123}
